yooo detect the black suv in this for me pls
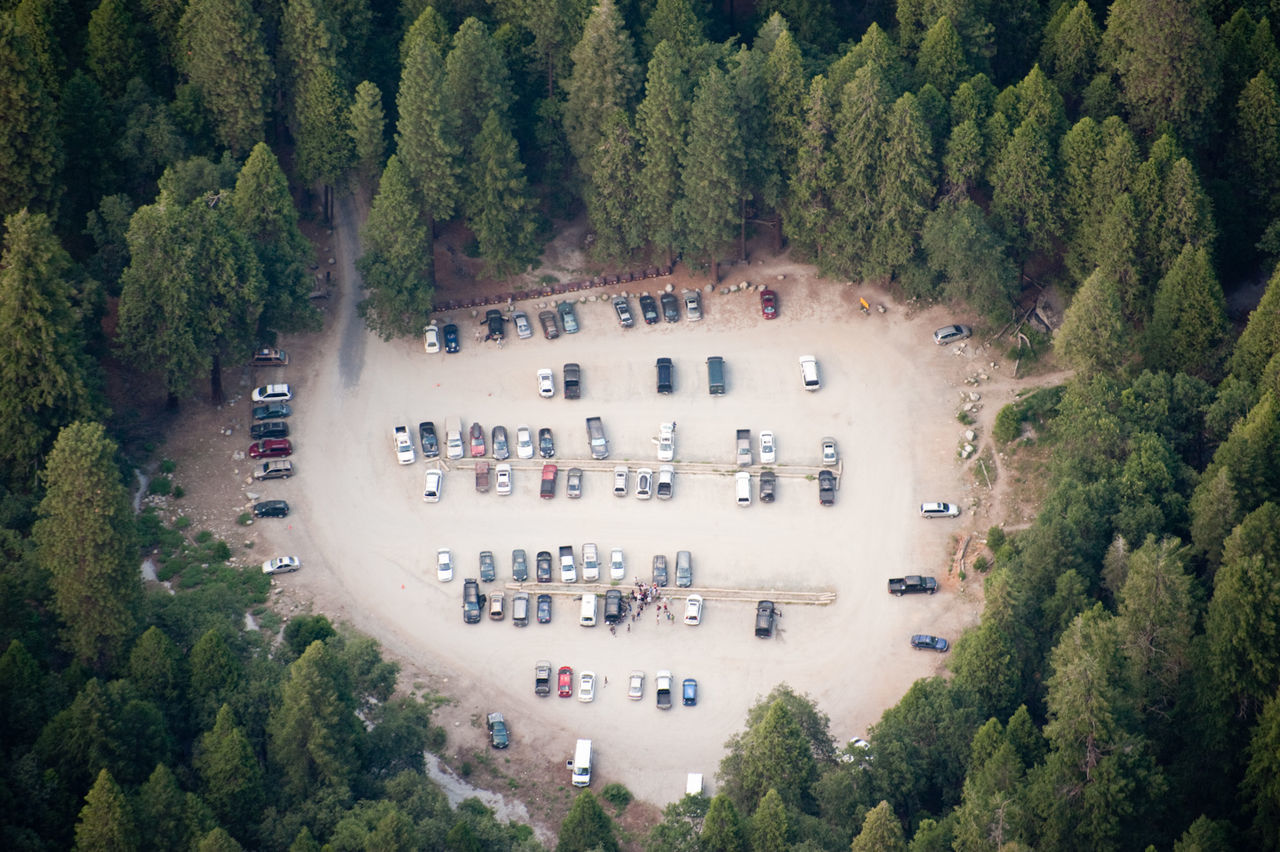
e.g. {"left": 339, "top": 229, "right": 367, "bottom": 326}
{"left": 487, "top": 712, "right": 509, "bottom": 748}
{"left": 419, "top": 421, "right": 439, "bottom": 457}
{"left": 660, "top": 291, "right": 680, "bottom": 322}
{"left": 462, "top": 579, "right": 483, "bottom": 624}
{"left": 479, "top": 551, "right": 496, "bottom": 582}
{"left": 656, "top": 358, "right": 673, "bottom": 394}
{"left": 252, "top": 500, "right": 289, "bottom": 518}
{"left": 604, "top": 589, "right": 624, "bottom": 624}
{"left": 760, "top": 470, "right": 776, "bottom": 503}
{"left": 512, "top": 549, "right": 529, "bottom": 582}
{"left": 755, "top": 600, "right": 776, "bottom": 638}
{"left": 252, "top": 403, "right": 291, "bottom": 421}
{"left": 818, "top": 470, "right": 836, "bottom": 506}
{"left": 250, "top": 421, "right": 289, "bottom": 440}
{"left": 485, "top": 309, "right": 505, "bottom": 340}
{"left": 652, "top": 554, "right": 669, "bottom": 587}
{"left": 639, "top": 294, "right": 660, "bottom": 324}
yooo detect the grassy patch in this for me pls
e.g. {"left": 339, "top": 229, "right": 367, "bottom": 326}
{"left": 600, "top": 783, "right": 632, "bottom": 811}
{"left": 993, "top": 385, "right": 1065, "bottom": 444}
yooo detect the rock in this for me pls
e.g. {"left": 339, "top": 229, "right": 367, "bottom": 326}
{"left": 969, "top": 391, "right": 981, "bottom": 401}
{"left": 965, "top": 430, "right": 977, "bottom": 442}
{"left": 704, "top": 283, "right": 714, "bottom": 293}
{"left": 246, "top": 491, "right": 259, "bottom": 500}
{"left": 588, "top": 295, "right": 597, "bottom": 302}
{"left": 328, "top": 257, "right": 336, "bottom": 264}
{"left": 721, "top": 287, "right": 731, "bottom": 294}
{"left": 961, "top": 444, "right": 975, "bottom": 458}
{"left": 776, "top": 274, "right": 785, "bottom": 280}
{"left": 470, "top": 309, "right": 478, "bottom": 317}
{"left": 740, "top": 281, "right": 750, "bottom": 288}
{"left": 979, "top": 373, "right": 989, "bottom": 381}
{"left": 664, "top": 282, "right": 674, "bottom": 293}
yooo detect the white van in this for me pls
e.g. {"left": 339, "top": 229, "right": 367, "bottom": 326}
{"left": 798, "top": 355, "right": 821, "bottom": 391}
{"left": 579, "top": 593, "right": 598, "bottom": 627}
{"left": 569, "top": 738, "right": 592, "bottom": 786}
{"left": 735, "top": 471, "right": 752, "bottom": 506}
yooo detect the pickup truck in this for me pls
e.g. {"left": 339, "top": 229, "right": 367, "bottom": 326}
{"left": 535, "top": 660, "right": 552, "bottom": 696}
{"left": 475, "top": 461, "right": 490, "bottom": 493}
{"left": 393, "top": 425, "right": 416, "bottom": 464}
{"left": 736, "top": 429, "right": 752, "bottom": 466}
{"left": 655, "top": 670, "right": 673, "bottom": 710}
{"left": 564, "top": 363, "right": 581, "bottom": 399}
{"left": 585, "top": 416, "right": 609, "bottom": 459}
{"left": 888, "top": 575, "right": 938, "bottom": 596}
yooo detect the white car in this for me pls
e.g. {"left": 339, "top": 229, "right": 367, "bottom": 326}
{"left": 920, "top": 502, "right": 961, "bottom": 519}
{"left": 423, "top": 324, "right": 440, "bottom": 353}
{"left": 683, "top": 594, "right": 703, "bottom": 625}
{"left": 657, "top": 422, "right": 675, "bottom": 461}
{"left": 822, "top": 437, "right": 838, "bottom": 466}
{"left": 423, "top": 468, "right": 443, "bottom": 502}
{"left": 657, "top": 464, "right": 674, "bottom": 500}
{"left": 798, "top": 355, "right": 820, "bottom": 391}
{"left": 516, "top": 425, "right": 534, "bottom": 459}
{"left": 495, "top": 463, "right": 512, "bottom": 495}
{"left": 436, "top": 548, "right": 453, "bottom": 582}
{"left": 613, "top": 466, "right": 628, "bottom": 496}
{"left": 393, "top": 425, "right": 416, "bottom": 464}
{"left": 513, "top": 311, "right": 532, "bottom": 339}
{"left": 262, "top": 556, "right": 300, "bottom": 575}
{"left": 759, "top": 431, "right": 776, "bottom": 464}
{"left": 251, "top": 383, "right": 292, "bottom": 403}
{"left": 537, "top": 368, "right": 555, "bottom": 398}
{"left": 578, "top": 671, "right": 596, "bottom": 703}
{"left": 559, "top": 548, "right": 577, "bottom": 583}
{"left": 582, "top": 543, "right": 600, "bottom": 582}
{"left": 628, "top": 670, "right": 644, "bottom": 700}
{"left": 635, "top": 468, "right": 653, "bottom": 500}
{"left": 610, "top": 547, "right": 625, "bottom": 580}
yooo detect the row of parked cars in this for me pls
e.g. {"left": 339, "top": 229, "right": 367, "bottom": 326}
{"left": 244, "top": 352, "right": 302, "bottom": 575}
{"left": 435, "top": 545, "right": 694, "bottom": 587}
{"left": 534, "top": 664, "right": 698, "bottom": 708}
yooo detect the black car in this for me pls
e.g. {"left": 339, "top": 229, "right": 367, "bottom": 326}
{"left": 512, "top": 549, "right": 529, "bottom": 582}
{"left": 250, "top": 421, "right": 289, "bottom": 440}
{"left": 443, "top": 323, "right": 460, "bottom": 353}
{"left": 486, "top": 712, "right": 509, "bottom": 749}
{"left": 419, "top": 421, "right": 439, "bottom": 457}
{"left": 911, "top": 634, "right": 950, "bottom": 652}
{"left": 660, "top": 291, "right": 680, "bottom": 322}
{"left": 536, "top": 551, "right": 553, "bottom": 583}
{"left": 485, "top": 309, "right": 505, "bottom": 340}
{"left": 480, "top": 551, "right": 497, "bottom": 582}
{"left": 252, "top": 402, "right": 291, "bottom": 421}
{"left": 656, "top": 358, "right": 673, "bottom": 394}
{"left": 539, "top": 310, "right": 560, "bottom": 339}
{"left": 639, "top": 294, "right": 660, "bottom": 324}
{"left": 760, "top": 470, "right": 777, "bottom": 503}
{"left": 652, "top": 554, "right": 669, "bottom": 587}
{"left": 755, "top": 600, "right": 776, "bottom": 638}
{"left": 491, "top": 425, "right": 510, "bottom": 460}
{"left": 252, "top": 500, "right": 289, "bottom": 518}
{"left": 538, "top": 427, "right": 555, "bottom": 459}
{"left": 536, "top": 593, "right": 552, "bottom": 624}
{"left": 604, "top": 589, "right": 624, "bottom": 624}
{"left": 818, "top": 470, "right": 836, "bottom": 506}
{"left": 462, "top": 579, "right": 482, "bottom": 624}
{"left": 613, "top": 296, "right": 635, "bottom": 327}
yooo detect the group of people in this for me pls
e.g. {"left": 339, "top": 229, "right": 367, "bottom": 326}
{"left": 607, "top": 579, "right": 676, "bottom": 635}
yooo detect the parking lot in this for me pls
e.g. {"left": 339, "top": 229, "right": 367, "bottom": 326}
{"left": 253, "top": 277, "right": 981, "bottom": 805}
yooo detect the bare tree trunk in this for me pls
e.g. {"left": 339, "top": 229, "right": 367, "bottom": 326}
{"left": 210, "top": 352, "right": 224, "bottom": 405}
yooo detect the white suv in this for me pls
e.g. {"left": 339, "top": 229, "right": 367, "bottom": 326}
{"left": 436, "top": 548, "right": 453, "bottom": 582}
{"left": 537, "top": 368, "right": 555, "bottom": 398}
{"left": 613, "top": 466, "right": 628, "bottom": 497}
{"left": 582, "top": 543, "right": 599, "bottom": 581}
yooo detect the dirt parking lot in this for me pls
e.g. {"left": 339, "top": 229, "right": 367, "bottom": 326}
{"left": 239, "top": 241, "right": 989, "bottom": 811}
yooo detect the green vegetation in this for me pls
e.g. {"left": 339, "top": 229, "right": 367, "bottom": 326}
{"left": 994, "top": 384, "right": 1067, "bottom": 443}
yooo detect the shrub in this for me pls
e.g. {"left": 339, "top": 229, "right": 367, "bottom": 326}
{"left": 210, "top": 541, "right": 231, "bottom": 561}
{"left": 993, "top": 406, "right": 1021, "bottom": 443}
{"left": 600, "top": 783, "right": 632, "bottom": 811}
{"left": 237, "top": 512, "right": 253, "bottom": 526}
{"left": 195, "top": 530, "right": 213, "bottom": 544}
{"left": 993, "top": 385, "right": 1065, "bottom": 444}
{"left": 172, "top": 485, "right": 185, "bottom": 498}
{"left": 159, "top": 458, "right": 177, "bottom": 474}
{"left": 986, "top": 526, "right": 1006, "bottom": 551}
{"left": 973, "top": 555, "right": 990, "bottom": 573}
{"left": 148, "top": 475, "right": 172, "bottom": 496}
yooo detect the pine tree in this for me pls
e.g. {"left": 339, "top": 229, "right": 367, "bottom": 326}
{"left": 194, "top": 705, "right": 263, "bottom": 838}
{"left": 761, "top": 19, "right": 805, "bottom": 243}
{"left": 636, "top": 41, "right": 692, "bottom": 263}
{"left": 178, "top": 0, "right": 272, "bottom": 154}
{"left": 916, "top": 16, "right": 970, "bottom": 97}
{"left": 267, "top": 640, "right": 360, "bottom": 802}
{"left": 356, "top": 155, "right": 433, "bottom": 339}
{"left": 563, "top": 0, "right": 640, "bottom": 173}
{"left": 850, "top": 801, "right": 906, "bottom": 851}
{"left": 33, "top": 422, "right": 137, "bottom": 671}
{"left": 1231, "top": 264, "right": 1280, "bottom": 387}
{"left": 871, "top": 91, "right": 935, "bottom": 277}
{"left": 1116, "top": 537, "right": 1196, "bottom": 718}
{"left": 468, "top": 111, "right": 542, "bottom": 278}
{"left": 991, "top": 116, "right": 1060, "bottom": 258}
{"left": 783, "top": 75, "right": 835, "bottom": 262}
{"left": 921, "top": 197, "right": 1018, "bottom": 318}
{"left": 827, "top": 21, "right": 909, "bottom": 96}
{"left": 725, "top": 701, "right": 818, "bottom": 814}
{"left": 396, "top": 33, "right": 460, "bottom": 228}
{"left": 1058, "top": 117, "right": 1102, "bottom": 241}
{"left": 1145, "top": 244, "right": 1227, "bottom": 377}
{"left": 950, "top": 72, "right": 998, "bottom": 126}
{"left": 491, "top": 0, "right": 584, "bottom": 97}
{"left": 137, "top": 764, "right": 203, "bottom": 851}
{"left": 1233, "top": 71, "right": 1280, "bottom": 249}
{"left": 0, "top": 210, "right": 99, "bottom": 487}
{"left": 1244, "top": 685, "right": 1280, "bottom": 847}
{"left": 677, "top": 68, "right": 743, "bottom": 283}
{"left": 585, "top": 109, "right": 643, "bottom": 261}
{"left": 1056, "top": 268, "right": 1127, "bottom": 376}
{"left": 1043, "top": 0, "right": 1100, "bottom": 98}
{"left": 0, "top": 17, "right": 61, "bottom": 217}
{"left": 87, "top": 0, "right": 145, "bottom": 97}
{"left": 13, "top": 0, "right": 68, "bottom": 95}
{"left": 75, "top": 768, "right": 137, "bottom": 851}
{"left": 700, "top": 793, "right": 746, "bottom": 852}
{"left": 943, "top": 119, "right": 983, "bottom": 194}
{"left": 749, "top": 788, "right": 786, "bottom": 851}
{"left": 731, "top": 43, "right": 767, "bottom": 261}
{"left": 347, "top": 80, "right": 384, "bottom": 186}
{"left": 128, "top": 627, "right": 183, "bottom": 713}
{"left": 293, "top": 64, "right": 353, "bottom": 197}
{"left": 644, "top": 0, "right": 706, "bottom": 57}
{"left": 188, "top": 629, "right": 241, "bottom": 727}
{"left": 443, "top": 18, "right": 515, "bottom": 166}
{"left": 830, "top": 64, "right": 891, "bottom": 278}
{"left": 1190, "top": 465, "right": 1241, "bottom": 569}
{"left": 556, "top": 790, "right": 618, "bottom": 852}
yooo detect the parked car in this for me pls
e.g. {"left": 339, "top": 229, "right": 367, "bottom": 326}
{"left": 639, "top": 294, "right": 660, "bottom": 324}
{"left": 491, "top": 425, "right": 509, "bottom": 460}
{"left": 252, "top": 402, "right": 291, "bottom": 421}
{"left": 535, "top": 660, "right": 552, "bottom": 695}
{"left": 462, "top": 578, "right": 482, "bottom": 624}
{"left": 735, "top": 470, "right": 752, "bottom": 506}
{"left": 657, "top": 465, "right": 674, "bottom": 500}
{"left": 628, "top": 670, "right": 645, "bottom": 700}
{"left": 516, "top": 425, "right": 534, "bottom": 459}
{"left": 567, "top": 467, "right": 583, "bottom": 499}
{"left": 536, "top": 551, "right": 553, "bottom": 583}
{"left": 253, "top": 500, "right": 289, "bottom": 518}
{"left": 684, "top": 290, "right": 702, "bottom": 321}
{"left": 513, "top": 311, "right": 532, "bottom": 339}
{"left": 537, "top": 368, "right": 555, "bottom": 398}
{"left": 251, "top": 384, "right": 292, "bottom": 403}
{"left": 512, "top": 549, "right": 529, "bottom": 582}
{"left": 755, "top": 600, "right": 776, "bottom": 637}
{"left": 485, "top": 308, "right": 505, "bottom": 339}
{"left": 479, "top": 551, "right": 497, "bottom": 582}
{"left": 248, "top": 438, "right": 292, "bottom": 459}
{"left": 822, "top": 437, "right": 838, "bottom": 466}
{"left": 437, "top": 548, "right": 453, "bottom": 582}
{"left": 635, "top": 468, "right": 653, "bottom": 500}
{"left": 655, "top": 670, "right": 673, "bottom": 709}
{"left": 605, "top": 588, "right": 623, "bottom": 623}
{"left": 920, "top": 502, "right": 961, "bottom": 518}
{"left": 251, "top": 420, "right": 289, "bottom": 440}
{"left": 675, "top": 550, "right": 692, "bottom": 587}
{"left": 419, "top": 422, "right": 439, "bottom": 457}
{"left": 656, "top": 357, "right": 673, "bottom": 393}
{"left": 557, "top": 301, "right": 580, "bottom": 333}
{"left": 582, "top": 542, "right": 599, "bottom": 581}
{"left": 469, "top": 423, "right": 486, "bottom": 457}
{"left": 539, "top": 310, "right": 560, "bottom": 339}
{"left": 423, "top": 468, "right": 443, "bottom": 502}
{"left": 262, "top": 556, "right": 300, "bottom": 575}
{"left": 682, "top": 678, "right": 698, "bottom": 706}
{"left": 657, "top": 422, "right": 675, "bottom": 461}
{"left": 563, "top": 363, "right": 581, "bottom": 399}
{"left": 577, "top": 671, "right": 596, "bottom": 703}
{"left": 760, "top": 289, "right": 778, "bottom": 319}
{"left": 819, "top": 470, "right": 836, "bottom": 506}
{"left": 799, "top": 355, "right": 821, "bottom": 390}
{"left": 253, "top": 460, "right": 293, "bottom": 480}
{"left": 495, "top": 463, "right": 512, "bottom": 495}
{"left": 888, "top": 576, "right": 938, "bottom": 595}
{"left": 652, "top": 554, "right": 669, "bottom": 587}
{"left": 513, "top": 591, "right": 530, "bottom": 626}
{"left": 760, "top": 431, "right": 776, "bottom": 464}
{"left": 660, "top": 291, "right": 680, "bottom": 322}
{"left": 423, "top": 325, "right": 440, "bottom": 353}
{"left": 559, "top": 545, "right": 577, "bottom": 583}
{"left": 683, "top": 594, "right": 703, "bottom": 625}
{"left": 540, "top": 464, "right": 558, "bottom": 499}
{"left": 613, "top": 296, "right": 635, "bottom": 327}
{"left": 613, "top": 466, "right": 628, "bottom": 497}
{"left": 474, "top": 461, "right": 490, "bottom": 493}
{"left": 911, "top": 634, "right": 950, "bottom": 652}
{"left": 610, "top": 547, "right": 625, "bottom": 580}
{"left": 486, "top": 712, "right": 509, "bottom": 748}
{"left": 537, "top": 594, "right": 552, "bottom": 623}
{"left": 251, "top": 347, "right": 289, "bottom": 366}
{"left": 443, "top": 323, "right": 460, "bottom": 352}
{"left": 538, "top": 427, "right": 555, "bottom": 458}
{"left": 759, "top": 470, "right": 777, "bottom": 503}
{"left": 933, "top": 324, "right": 972, "bottom": 345}
{"left": 558, "top": 666, "right": 574, "bottom": 696}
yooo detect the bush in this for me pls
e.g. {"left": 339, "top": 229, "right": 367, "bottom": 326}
{"left": 973, "top": 555, "right": 990, "bottom": 573}
{"left": 195, "top": 530, "right": 213, "bottom": 544}
{"left": 986, "top": 526, "right": 1006, "bottom": 551}
{"left": 148, "top": 475, "right": 172, "bottom": 496}
{"left": 159, "top": 458, "right": 177, "bottom": 474}
{"left": 237, "top": 512, "right": 253, "bottom": 526}
{"left": 600, "top": 783, "right": 632, "bottom": 811}
{"left": 172, "top": 485, "right": 185, "bottom": 498}
{"left": 993, "top": 385, "right": 1066, "bottom": 444}
{"left": 209, "top": 541, "right": 232, "bottom": 561}
{"left": 993, "top": 406, "right": 1021, "bottom": 443}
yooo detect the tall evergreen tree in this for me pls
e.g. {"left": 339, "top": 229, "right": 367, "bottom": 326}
{"left": 644, "top": 0, "right": 706, "bottom": 58}
{"left": 722, "top": 700, "right": 818, "bottom": 814}
{"left": 585, "top": 109, "right": 643, "bottom": 260}
{"left": 921, "top": 197, "right": 1018, "bottom": 317}
{"left": 356, "top": 155, "right": 433, "bottom": 339}
{"left": 991, "top": 116, "right": 1059, "bottom": 258}
{"left": 829, "top": 64, "right": 891, "bottom": 278}
{"left": 871, "top": 91, "right": 935, "bottom": 277}
{"left": 916, "top": 15, "right": 970, "bottom": 97}
{"left": 194, "top": 705, "right": 263, "bottom": 839}
{"left": 563, "top": 0, "right": 640, "bottom": 174}
{"left": 293, "top": 64, "right": 353, "bottom": 210}
{"left": 1042, "top": 0, "right": 1100, "bottom": 99}
{"left": 1055, "top": 267, "right": 1127, "bottom": 376}
{"left": 748, "top": 788, "right": 786, "bottom": 851}
{"left": 177, "top": 0, "right": 272, "bottom": 154}
{"left": 783, "top": 75, "right": 835, "bottom": 262}
{"left": 1232, "top": 71, "right": 1280, "bottom": 244}
{"left": 700, "top": 792, "right": 746, "bottom": 852}
{"left": 1231, "top": 264, "right": 1280, "bottom": 387}
{"left": 761, "top": 18, "right": 805, "bottom": 245}
{"left": 443, "top": 18, "right": 515, "bottom": 165}
{"left": 33, "top": 421, "right": 138, "bottom": 672}
{"left": 0, "top": 17, "right": 61, "bottom": 217}
{"left": 86, "top": 0, "right": 145, "bottom": 98}
{"left": 75, "top": 768, "right": 137, "bottom": 851}
{"left": 136, "top": 764, "right": 204, "bottom": 851}
{"left": 636, "top": 40, "right": 692, "bottom": 263}
{"left": 396, "top": 32, "right": 460, "bottom": 231}
{"left": 347, "top": 80, "right": 385, "bottom": 187}
{"left": 1145, "top": 244, "right": 1227, "bottom": 377}
{"left": 556, "top": 790, "right": 618, "bottom": 852}
{"left": 1244, "top": 684, "right": 1280, "bottom": 848}
{"left": 1058, "top": 117, "right": 1102, "bottom": 243}
{"left": 128, "top": 627, "right": 183, "bottom": 714}
{"left": 1116, "top": 536, "right": 1196, "bottom": 720}
{"left": 491, "top": 0, "right": 584, "bottom": 97}
{"left": 12, "top": 0, "right": 68, "bottom": 95}
{"left": 827, "top": 21, "right": 909, "bottom": 95}
{"left": 850, "top": 800, "right": 906, "bottom": 851}
{"left": 467, "top": 110, "right": 542, "bottom": 278}
{"left": 943, "top": 118, "right": 984, "bottom": 194}
{"left": 677, "top": 67, "right": 743, "bottom": 283}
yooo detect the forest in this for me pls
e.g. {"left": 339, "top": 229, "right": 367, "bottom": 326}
{"left": 4, "top": 0, "right": 1280, "bottom": 848}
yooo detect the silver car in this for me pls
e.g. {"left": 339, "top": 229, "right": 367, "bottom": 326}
{"left": 683, "top": 290, "right": 702, "bottom": 321}
{"left": 635, "top": 468, "right": 653, "bottom": 500}
{"left": 933, "top": 324, "right": 972, "bottom": 345}
{"left": 613, "top": 466, "right": 628, "bottom": 497}
{"left": 513, "top": 311, "right": 532, "bottom": 339}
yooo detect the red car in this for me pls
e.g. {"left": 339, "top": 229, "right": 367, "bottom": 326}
{"left": 248, "top": 438, "right": 292, "bottom": 459}
{"left": 469, "top": 422, "right": 486, "bottom": 457}
{"left": 760, "top": 289, "right": 778, "bottom": 319}
{"left": 558, "top": 666, "right": 573, "bottom": 697}
{"left": 540, "top": 464, "right": 558, "bottom": 499}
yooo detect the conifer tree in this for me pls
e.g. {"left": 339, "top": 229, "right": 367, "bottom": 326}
{"left": 87, "top": 0, "right": 145, "bottom": 98}
{"left": 644, "top": 0, "right": 706, "bottom": 58}
{"left": 468, "top": 111, "right": 542, "bottom": 278}
{"left": 1056, "top": 268, "right": 1128, "bottom": 376}
{"left": 749, "top": 788, "right": 787, "bottom": 851}
{"left": 827, "top": 21, "right": 909, "bottom": 96}
{"left": 178, "top": 0, "right": 272, "bottom": 154}
{"left": 850, "top": 801, "right": 906, "bottom": 851}
{"left": 1231, "top": 264, "right": 1280, "bottom": 387}
{"left": 346, "top": 80, "right": 384, "bottom": 187}
{"left": 700, "top": 792, "right": 746, "bottom": 852}
{"left": 443, "top": 18, "right": 514, "bottom": 186}
{"left": 356, "top": 155, "right": 433, "bottom": 339}
{"left": 137, "top": 764, "right": 203, "bottom": 851}
{"left": 0, "top": 17, "right": 61, "bottom": 217}
{"left": 991, "top": 116, "right": 1059, "bottom": 258}
{"left": 586, "top": 109, "right": 643, "bottom": 260}
{"left": 1234, "top": 72, "right": 1280, "bottom": 221}
{"left": 943, "top": 119, "right": 983, "bottom": 195}
{"left": 1145, "top": 244, "right": 1227, "bottom": 378}
{"left": 564, "top": 0, "right": 640, "bottom": 174}
{"left": 396, "top": 33, "right": 459, "bottom": 230}
{"left": 783, "top": 76, "right": 835, "bottom": 262}
{"left": 761, "top": 20, "right": 805, "bottom": 244}
{"left": 830, "top": 64, "right": 890, "bottom": 277}
{"left": 871, "top": 92, "right": 935, "bottom": 277}
{"left": 916, "top": 16, "right": 970, "bottom": 97}
{"left": 557, "top": 790, "right": 618, "bottom": 852}
{"left": 637, "top": 41, "right": 692, "bottom": 263}
{"left": 677, "top": 68, "right": 743, "bottom": 282}
{"left": 1042, "top": 0, "right": 1100, "bottom": 98}
{"left": 194, "top": 705, "right": 263, "bottom": 839}
{"left": 75, "top": 768, "right": 137, "bottom": 851}
{"left": 13, "top": 0, "right": 67, "bottom": 95}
